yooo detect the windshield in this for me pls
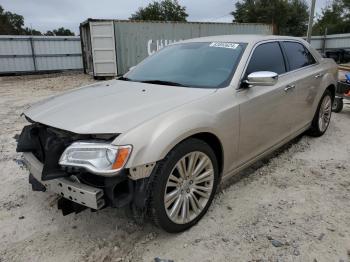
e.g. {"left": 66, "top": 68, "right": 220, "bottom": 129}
{"left": 124, "top": 42, "right": 246, "bottom": 88}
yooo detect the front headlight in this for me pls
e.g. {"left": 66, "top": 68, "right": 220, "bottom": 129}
{"left": 59, "top": 142, "right": 132, "bottom": 176}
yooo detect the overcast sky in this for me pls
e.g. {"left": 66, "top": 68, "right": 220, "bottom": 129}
{"left": 1, "top": 0, "right": 329, "bottom": 34}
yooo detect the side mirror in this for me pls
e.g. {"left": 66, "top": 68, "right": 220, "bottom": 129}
{"left": 245, "top": 71, "right": 278, "bottom": 86}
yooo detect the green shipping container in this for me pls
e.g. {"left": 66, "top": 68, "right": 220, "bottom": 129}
{"left": 80, "top": 19, "right": 273, "bottom": 78}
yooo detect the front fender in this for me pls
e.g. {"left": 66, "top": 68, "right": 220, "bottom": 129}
{"left": 113, "top": 109, "right": 221, "bottom": 168}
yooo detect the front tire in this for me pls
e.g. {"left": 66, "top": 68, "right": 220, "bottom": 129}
{"left": 308, "top": 89, "right": 332, "bottom": 137}
{"left": 148, "top": 138, "right": 219, "bottom": 233}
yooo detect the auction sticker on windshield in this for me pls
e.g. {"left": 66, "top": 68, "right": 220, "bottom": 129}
{"left": 209, "top": 42, "right": 239, "bottom": 49}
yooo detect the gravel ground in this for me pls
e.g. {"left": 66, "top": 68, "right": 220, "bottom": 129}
{"left": 0, "top": 73, "right": 349, "bottom": 262}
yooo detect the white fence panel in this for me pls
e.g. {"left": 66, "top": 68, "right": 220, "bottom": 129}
{"left": 0, "top": 57, "right": 35, "bottom": 72}
{"left": 310, "top": 33, "right": 350, "bottom": 51}
{"left": 0, "top": 35, "right": 83, "bottom": 74}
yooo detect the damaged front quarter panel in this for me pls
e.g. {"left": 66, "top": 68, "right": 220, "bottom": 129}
{"left": 129, "top": 162, "right": 156, "bottom": 180}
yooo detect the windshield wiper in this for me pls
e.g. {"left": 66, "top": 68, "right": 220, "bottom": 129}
{"left": 118, "top": 76, "right": 132, "bottom": 81}
{"left": 140, "top": 80, "right": 188, "bottom": 87}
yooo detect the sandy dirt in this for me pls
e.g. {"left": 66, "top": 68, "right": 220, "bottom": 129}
{"left": 0, "top": 73, "right": 349, "bottom": 262}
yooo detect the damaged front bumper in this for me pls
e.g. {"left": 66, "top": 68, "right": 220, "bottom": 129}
{"left": 23, "top": 152, "right": 105, "bottom": 210}
{"left": 17, "top": 122, "right": 154, "bottom": 216}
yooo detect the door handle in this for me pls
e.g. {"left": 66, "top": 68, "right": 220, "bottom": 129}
{"left": 314, "top": 73, "right": 324, "bottom": 79}
{"left": 284, "top": 84, "right": 295, "bottom": 92}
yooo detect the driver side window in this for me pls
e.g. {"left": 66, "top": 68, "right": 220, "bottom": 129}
{"left": 245, "top": 42, "right": 287, "bottom": 78}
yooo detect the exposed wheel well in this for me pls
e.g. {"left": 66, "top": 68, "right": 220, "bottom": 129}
{"left": 187, "top": 132, "right": 224, "bottom": 176}
{"left": 327, "top": 84, "right": 336, "bottom": 101}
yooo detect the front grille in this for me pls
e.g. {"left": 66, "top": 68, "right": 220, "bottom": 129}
{"left": 17, "top": 124, "right": 74, "bottom": 180}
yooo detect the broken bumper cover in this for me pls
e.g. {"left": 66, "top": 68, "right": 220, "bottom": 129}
{"left": 23, "top": 152, "right": 105, "bottom": 210}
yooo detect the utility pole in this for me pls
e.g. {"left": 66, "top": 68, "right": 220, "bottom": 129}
{"left": 307, "top": 0, "right": 316, "bottom": 43}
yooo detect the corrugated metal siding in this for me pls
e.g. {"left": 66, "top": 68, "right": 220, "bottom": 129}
{"left": 0, "top": 36, "right": 83, "bottom": 74}
{"left": 0, "top": 57, "right": 35, "bottom": 72}
{"left": 33, "top": 39, "right": 82, "bottom": 55}
{"left": 35, "top": 56, "right": 83, "bottom": 71}
{"left": 113, "top": 21, "right": 273, "bottom": 74}
{"left": 310, "top": 33, "right": 350, "bottom": 50}
{"left": 0, "top": 38, "right": 32, "bottom": 55}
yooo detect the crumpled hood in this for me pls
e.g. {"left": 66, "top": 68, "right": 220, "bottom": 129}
{"left": 25, "top": 80, "right": 215, "bottom": 134}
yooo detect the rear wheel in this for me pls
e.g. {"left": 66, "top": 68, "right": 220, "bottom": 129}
{"left": 308, "top": 89, "right": 332, "bottom": 137}
{"left": 148, "top": 138, "right": 219, "bottom": 233}
{"left": 332, "top": 97, "right": 343, "bottom": 113}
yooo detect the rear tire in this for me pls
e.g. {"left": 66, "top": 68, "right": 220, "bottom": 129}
{"left": 148, "top": 138, "right": 219, "bottom": 233}
{"left": 308, "top": 89, "right": 333, "bottom": 137}
{"left": 332, "top": 98, "right": 343, "bottom": 113}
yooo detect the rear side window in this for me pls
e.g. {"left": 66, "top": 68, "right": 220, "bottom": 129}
{"left": 282, "top": 42, "right": 316, "bottom": 71}
{"left": 245, "top": 42, "right": 286, "bottom": 77}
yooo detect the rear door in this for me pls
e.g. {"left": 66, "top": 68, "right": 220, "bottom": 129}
{"left": 280, "top": 41, "right": 323, "bottom": 132}
{"left": 236, "top": 41, "right": 294, "bottom": 166}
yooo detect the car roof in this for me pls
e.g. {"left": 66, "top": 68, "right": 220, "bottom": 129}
{"left": 181, "top": 34, "right": 305, "bottom": 45}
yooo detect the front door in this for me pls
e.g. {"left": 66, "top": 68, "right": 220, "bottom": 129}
{"left": 235, "top": 41, "right": 294, "bottom": 166}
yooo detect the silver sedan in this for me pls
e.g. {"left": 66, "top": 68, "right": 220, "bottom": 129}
{"left": 18, "top": 35, "right": 338, "bottom": 232}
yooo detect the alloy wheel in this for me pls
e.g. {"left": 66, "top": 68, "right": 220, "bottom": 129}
{"left": 318, "top": 95, "right": 332, "bottom": 132}
{"left": 164, "top": 151, "right": 214, "bottom": 224}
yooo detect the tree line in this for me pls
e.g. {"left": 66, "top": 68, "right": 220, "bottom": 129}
{"left": 130, "top": 0, "right": 350, "bottom": 36}
{"left": 312, "top": 0, "right": 350, "bottom": 35}
{"left": 1, "top": 0, "right": 349, "bottom": 37}
{"left": 230, "top": 0, "right": 350, "bottom": 35}
{"left": 0, "top": 5, "right": 75, "bottom": 36}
